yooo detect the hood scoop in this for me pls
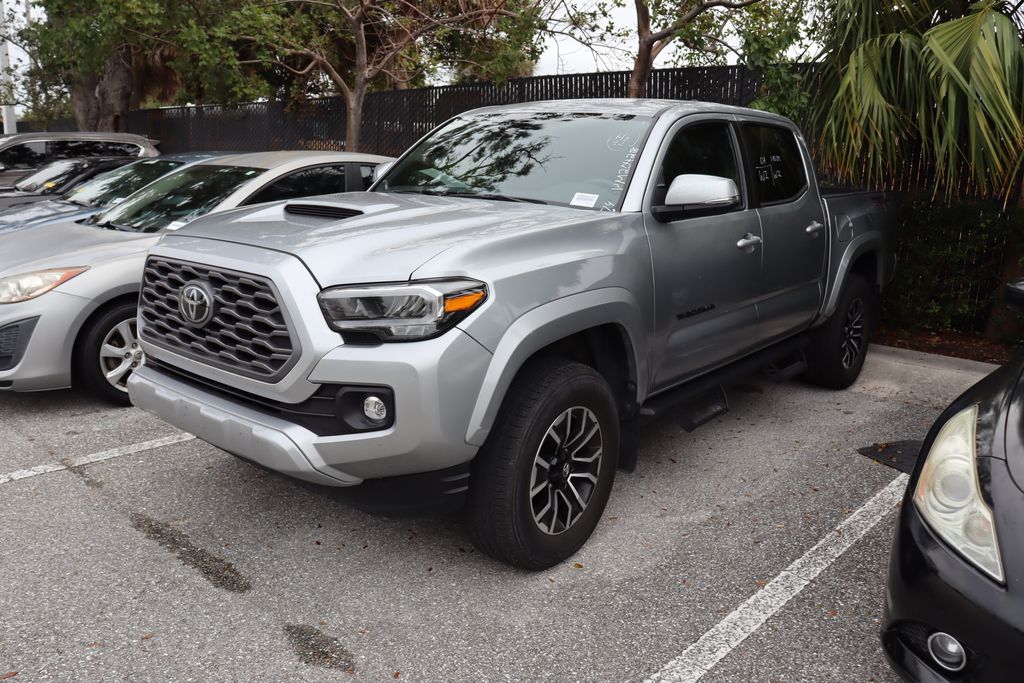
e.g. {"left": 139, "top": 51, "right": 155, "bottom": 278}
{"left": 284, "top": 203, "right": 363, "bottom": 220}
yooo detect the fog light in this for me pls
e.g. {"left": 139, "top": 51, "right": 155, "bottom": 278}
{"left": 363, "top": 395, "right": 387, "bottom": 422}
{"left": 927, "top": 632, "right": 966, "bottom": 672}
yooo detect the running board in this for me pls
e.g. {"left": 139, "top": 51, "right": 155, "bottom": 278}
{"left": 675, "top": 386, "right": 729, "bottom": 432}
{"left": 761, "top": 352, "right": 808, "bottom": 383}
{"left": 638, "top": 333, "right": 809, "bottom": 426}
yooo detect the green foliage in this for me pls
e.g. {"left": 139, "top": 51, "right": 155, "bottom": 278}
{"left": 432, "top": 2, "right": 547, "bottom": 83}
{"left": 736, "top": 0, "right": 815, "bottom": 121}
{"left": 882, "top": 194, "right": 1024, "bottom": 334}
{"left": 812, "top": 0, "right": 1024, "bottom": 203}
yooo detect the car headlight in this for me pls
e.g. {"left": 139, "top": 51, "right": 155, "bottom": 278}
{"left": 914, "top": 404, "right": 1004, "bottom": 582}
{"left": 317, "top": 279, "right": 487, "bottom": 341}
{"left": 0, "top": 267, "right": 88, "bottom": 304}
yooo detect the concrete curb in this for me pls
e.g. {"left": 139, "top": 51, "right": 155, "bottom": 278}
{"left": 869, "top": 344, "right": 999, "bottom": 374}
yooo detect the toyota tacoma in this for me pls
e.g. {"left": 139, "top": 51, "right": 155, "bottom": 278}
{"left": 127, "top": 99, "right": 895, "bottom": 569}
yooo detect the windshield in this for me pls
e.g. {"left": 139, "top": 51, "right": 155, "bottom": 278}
{"left": 15, "top": 159, "right": 89, "bottom": 193}
{"left": 377, "top": 111, "right": 653, "bottom": 210}
{"left": 95, "top": 164, "right": 262, "bottom": 233}
{"left": 65, "top": 158, "right": 184, "bottom": 207}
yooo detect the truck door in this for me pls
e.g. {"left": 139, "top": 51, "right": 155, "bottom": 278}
{"left": 739, "top": 123, "right": 827, "bottom": 341}
{"left": 645, "top": 118, "right": 764, "bottom": 391}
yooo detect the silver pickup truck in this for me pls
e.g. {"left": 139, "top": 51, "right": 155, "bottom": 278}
{"left": 128, "top": 99, "right": 894, "bottom": 569}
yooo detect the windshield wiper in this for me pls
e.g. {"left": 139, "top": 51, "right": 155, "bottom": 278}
{"left": 94, "top": 219, "right": 128, "bottom": 231}
{"left": 434, "top": 190, "right": 548, "bottom": 205}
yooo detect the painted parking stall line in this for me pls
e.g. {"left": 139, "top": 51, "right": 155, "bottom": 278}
{"left": 0, "top": 433, "right": 195, "bottom": 485}
{"left": 645, "top": 473, "right": 910, "bottom": 683}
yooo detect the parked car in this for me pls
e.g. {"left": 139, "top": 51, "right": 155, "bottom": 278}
{"left": 0, "top": 132, "right": 159, "bottom": 186}
{"left": 881, "top": 280, "right": 1024, "bottom": 682}
{"left": 0, "top": 156, "right": 139, "bottom": 210}
{"left": 0, "top": 154, "right": 224, "bottom": 234}
{"left": 126, "top": 99, "right": 895, "bottom": 569}
{"left": 0, "top": 150, "right": 393, "bottom": 404}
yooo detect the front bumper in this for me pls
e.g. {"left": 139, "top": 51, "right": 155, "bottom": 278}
{"left": 0, "top": 290, "right": 95, "bottom": 392}
{"left": 883, "top": 461, "right": 1024, "bottom": 682}
{"left": 128, "top": 327, "right": 492, "bottom": 486}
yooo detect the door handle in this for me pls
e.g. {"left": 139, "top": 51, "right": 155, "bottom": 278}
{"left": 806, "top": 220, "right": 825, "bottom": 236}
{"left": 736, "top": 234, "right": 762, "bottom": 251}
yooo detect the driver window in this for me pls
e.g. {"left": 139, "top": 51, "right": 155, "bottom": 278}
{"left": 655, "top": 122, "right": 740, "bottom": 208}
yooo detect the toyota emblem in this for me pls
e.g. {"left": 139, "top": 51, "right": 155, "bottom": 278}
{"left": 178, "top": 282, "right": 215, "bottom": 327}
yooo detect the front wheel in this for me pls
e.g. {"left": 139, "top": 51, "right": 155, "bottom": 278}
{"left": 74, "top": 301, "right": 144, "bottom": 406}
{"left": 465, "top": 359, "right": 619, "bottom": 570}
{"left": 804, "top": 274, "right": 874, "bottom": 389}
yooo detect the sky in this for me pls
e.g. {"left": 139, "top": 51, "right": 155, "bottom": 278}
{"left": 534, "top": 3, "right": 680, "bottom": 75}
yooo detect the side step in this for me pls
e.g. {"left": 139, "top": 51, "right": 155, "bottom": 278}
{"left": 761, "top": 352, "right": 808, "bottom": 383}
{"left": 638, "top": 333, "right": 809, "bottom": 427}
{"left": 675, "top": 386, "right": 729, "bottom": 432}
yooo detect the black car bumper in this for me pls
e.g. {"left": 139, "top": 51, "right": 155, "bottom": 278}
{"left": 883, "top": 465, "right": 1024, "bottom": 682}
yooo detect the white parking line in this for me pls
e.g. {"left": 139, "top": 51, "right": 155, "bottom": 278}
{"left": 645, "top": 472, "right": 910, "bottom": 683}
{"left": 0, "top": 433, "right": 195, "bottom": 485}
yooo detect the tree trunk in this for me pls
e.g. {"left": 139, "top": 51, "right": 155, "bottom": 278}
{"left": 70, "top": 48, "right": 133, "bottom": 132}
{"left": 95, "top": 49, "right": 133, "bottom": 131}
{"left": 71, "top": 75, "right": 100, "bottom": 130}
{"left": 345, "top": 85, "right": 366, "bottom": 152}
{"left": 627, "top": 43, "right": 652, "bottom": 97}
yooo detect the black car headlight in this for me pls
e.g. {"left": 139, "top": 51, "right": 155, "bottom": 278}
{"left": 317, "top": 279, "right": 487, "bottom": 341}
{"left": 914, "top": 404, "right": 1004, "bottom": 582}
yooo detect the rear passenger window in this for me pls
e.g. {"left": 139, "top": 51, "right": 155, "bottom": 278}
{"left": 741, "top": 124, "right": 807, "bottom": 205}
{"left": 47, "top": 140, "right": 141, "bottom": 158}
{"left": 0, "top": 141, "right": 46, "bottom": 169}
{"left": 246, "top": 165, "right": 347, "bottom": 205}
{"left": 47, "top": 140, "right": 105, "bottom": 158}
{"left": 98, "top": 142, "right": 142, "bottom": 156}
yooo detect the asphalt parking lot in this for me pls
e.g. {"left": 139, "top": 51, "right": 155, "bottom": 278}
{"left": 0, "top": 345, "right": 996, "bottom": 682}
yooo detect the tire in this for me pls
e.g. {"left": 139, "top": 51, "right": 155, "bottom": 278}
{"left": 465, "top": 359, "right": 619, "bottom": 570}
{"left": 73, "top": 301, "right": 143, "bottom": 406}
{"left": 804, "top": 274, "right": 874, "bottom": 389}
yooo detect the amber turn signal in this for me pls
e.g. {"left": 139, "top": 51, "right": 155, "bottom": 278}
{"left": 443, "top": 289, "right": 486, "bottom": 314}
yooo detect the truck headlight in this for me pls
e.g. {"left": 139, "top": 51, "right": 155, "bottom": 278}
{"left": 317, "top": 279, "right": 487, "bottom": 341}
{"left": 0, "top": 267, "right": 88, "bottom": 304}
{"left": 914, "top": 404, "right": 1004, "bottom": 582}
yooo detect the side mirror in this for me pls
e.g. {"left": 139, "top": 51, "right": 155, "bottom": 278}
{"left": 372, "top": 161, "right": 394, "bottom": 182}
{"left": 1005, "top": 280, "right": 1024, "bottom": 315}
{"left": 664, "top": 174, "right": 740, "bottom": 207}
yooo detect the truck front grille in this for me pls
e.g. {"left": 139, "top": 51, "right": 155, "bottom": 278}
{"left": 139, "top": 258, "right": 298, "bottom": 381}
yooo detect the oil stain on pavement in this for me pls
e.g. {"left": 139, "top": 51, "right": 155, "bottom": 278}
{"left": 283, "top": 624, "right": 355, "bottom": 671}
{"left": 857, "top": 440, "right": 922, "bottom": 474}
{"left": 129, "top": 512, "right": 252, "bottom": 593}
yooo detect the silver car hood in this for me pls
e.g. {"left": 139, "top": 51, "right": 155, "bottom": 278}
{"left": 0, "top": 219, "right": 156, "bottom": 276}
{"left": 169, "top": 192, "right": 603, "bottom": 284}
{"left": 0, "top": 199, "right": 92, "bottom": 234}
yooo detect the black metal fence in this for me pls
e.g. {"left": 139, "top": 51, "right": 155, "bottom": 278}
{"left": 123, "top": 65, "right": 763, "bottom": 155}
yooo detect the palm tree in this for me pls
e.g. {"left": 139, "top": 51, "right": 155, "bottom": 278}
{"left": 812, "top": 0, "right": 1024, "bottom": 204}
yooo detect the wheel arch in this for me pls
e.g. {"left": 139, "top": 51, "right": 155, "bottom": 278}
{"left": 822, "top": 233, "right": 887, "bottom": 318}
{"left": 464, "top": 288, "right": 648, "bottom": 446}
{"left": 69, "top": 289, "right": 140, "bottom": 372}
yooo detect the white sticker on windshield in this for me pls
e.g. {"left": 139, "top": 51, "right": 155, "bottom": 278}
{"left": 570, "top": 192, "right": 599, "bottom": 208}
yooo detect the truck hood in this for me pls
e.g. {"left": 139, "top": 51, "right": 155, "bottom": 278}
{"left": 0, "top": 219, "right": 157, "bottom": 276}
{"left": 170, "top": 192, "right": 605, "bottom": 285}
